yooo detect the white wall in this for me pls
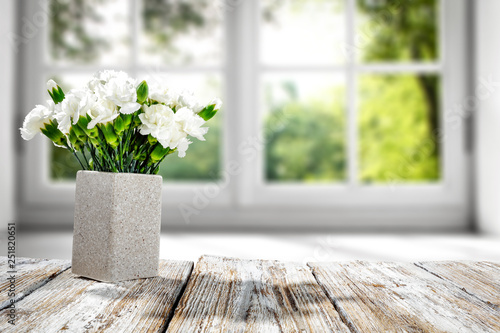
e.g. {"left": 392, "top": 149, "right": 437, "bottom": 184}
{"left": 476, "top": 0, "right": 500, "bottom": 235}
{"left": 0, "top": 1, "right": 15, "bottom": 230}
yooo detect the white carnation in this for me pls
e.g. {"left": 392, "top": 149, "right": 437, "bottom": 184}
{"left": 174, "top": 107, "right": 208, "bottom": 141}
{"left": 87, "top": 98, "right": 120, "bottom": 129}
{"left": 210, "top": 97, "right": 223, "bottom": 110}
{"left": 46, "top": 79, "right": 58, "bottom": 91}
{"left": 138, "top": 104, "right": 176, "bottom": 140}
{"left": 149, "top": 84, "right": 180, "bottom": 107}
{"left": 55, "top": 89, "right": 87, "bottom": 134}
{"left": 89, "top": 70, "right": 141, "bottom": 114}
{"left": 178, "top": 91, "right": 204, "bottom": 113}
{"left": 138, "top": 104, "right": 197, "bottom": 157}
{"left": 174, "top": 137, "right": 191, "bottom": 158}
{"left": 20, "top": 103, "right": 55, "bottom": 140}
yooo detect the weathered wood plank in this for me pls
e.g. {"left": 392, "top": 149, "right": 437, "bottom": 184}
{"left": 309, "top": 261, "right": 500, "bottom": 333}
{"left": 416, "top": 261, "right": 500, "bottom": 309}
{"left": 0, "top": 259, "right": 193, "bottom": 332}
{"left": 0, "top": 257, "right": 70, "bottom": 310}
{"left": 167, "top": 255, "right": 350, "bottom": 333}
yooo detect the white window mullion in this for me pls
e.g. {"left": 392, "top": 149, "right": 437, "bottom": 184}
{"left": 237, "top": 0, "right": 260, "bottom": 206}
{"left": 223, "top": 1, "right": 239, "bottom": 207}
{"left": 346, "top": 0, "right": 358, "bottom": 187}
{"left": 130, "top": 0, "right": 139, "bottom": 77}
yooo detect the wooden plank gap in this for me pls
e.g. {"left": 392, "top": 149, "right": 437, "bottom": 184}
{"left": 167, "top": 255, "right": 351, "bottom": 332}
{"left": 0, "top": 257, "right": 71, "bottom": 310}
{"left": 308, "top": 266, "right": 361, "bottom": 333}
{"left": 160, "top": 260, "right": 194, "bottom": 333}
{"left": 309, "top": 261, "right": 500, "bottom": 332}
{"left": 0, "top": 259, "right": 194, "bottom": 332}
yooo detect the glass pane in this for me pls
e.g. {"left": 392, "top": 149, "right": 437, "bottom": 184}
{"left": 139, "top": 0, "right": 223, "bottom": 66}
{"left": 358, "top": 74, "right": 440, "bottom": 183}
{"left": 263, "top": 73, "right": 346, "bottom": 183}
{"left": 260, "top": 0, "right": 345, "bottom": 66}
{"left": 140, "top": 72, "right": 223, "bottom": 181}
{"left": 47, "top": 0, "right": 130, "bottom": 66}
{"left": 356, "top": 0, "right": 439, "bottom": 62}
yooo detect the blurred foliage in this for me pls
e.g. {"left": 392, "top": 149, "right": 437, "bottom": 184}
{"left": 142, "top": 0, "right": 218, "bottom": 63}
{"left": 49, "top": 0, "right": 109, "bottom": 62}
{"left": 51, "top": 144, "right": 81, "bottom": 180}
{"left": 265, "top": 83, "right": 346, "bottom": 182}
{"left": 357, "top": 0, "right": 438, "bottom": 62}
{"left": 357, "top": 0, "right": 440, "bottom": 181}
{"left": 358, "top": 75, "right": 439, "bottom": 182}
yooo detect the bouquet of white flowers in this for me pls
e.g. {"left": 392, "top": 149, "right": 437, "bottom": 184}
{"left": 20, "top": 70, "right": 221, "bottom": 174}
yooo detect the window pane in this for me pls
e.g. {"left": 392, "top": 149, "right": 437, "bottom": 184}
{"left": 139, "top": 0, "right": 223, "bottom": 66}
{"left": 260, "top": 0, "right": 345, "bottom": 66}
{"left": 47, "top": 0, "right": 130, "bottom": 66}
{"left": 356, "top": 0, "right": 439, "bottom": 62}
{"left": 358, "top": 74, "right": 440, "bottom": 183}
{"left": 263, "top": 73, "right": 346, "bottom": 183}
{"left": 140, "top": 73, "right": 223, "bottom": 181}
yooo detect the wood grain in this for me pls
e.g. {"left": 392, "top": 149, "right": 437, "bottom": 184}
{"left": 0, "top": 259, "right": 193, "bottom": 333}
{"left": 309, "top": 261, "right": 500, "bottom": 333}
{"left": 0, "top": 257, "right": 70, "bottom": 310}
{"left": 416, "top": 261, "right": 500, "bottom": 309}
{"left": 167, "top": 255, "right": 350, "bottom": 333}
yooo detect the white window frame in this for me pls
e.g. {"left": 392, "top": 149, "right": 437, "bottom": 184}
{"left": 18, "top": 0, "right": 470, "bottom": 230}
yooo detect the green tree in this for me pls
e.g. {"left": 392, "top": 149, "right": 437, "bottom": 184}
{"left": 357, "top": 0, "right": 440, "bottom": 182}
{"left": 265, "top": 83, "right": 346, "bottom": 182}
{"left": 357, "top": 0, "right": 440, "bottom": 148}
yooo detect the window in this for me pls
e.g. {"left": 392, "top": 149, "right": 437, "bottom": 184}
{"left": 19, "top": 0, "right": 469, "bottom": 228}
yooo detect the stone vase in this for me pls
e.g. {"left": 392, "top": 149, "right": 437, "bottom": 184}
{"left": 72, "top": 171, "right": 162, "bottom": 282}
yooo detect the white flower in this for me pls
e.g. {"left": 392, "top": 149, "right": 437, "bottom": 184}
{"left": 89, "top": 70, "right": 141, "bottom": 114}
{"left": 210, "top": 97, "right": 223, "bottom": 110}
{"left": 87, "top": 98, "right": 120, "bottom": 129}
{"left": 46, "top": 79, "right": 58, "bottom": 91}
{"left": 20, "top": 104, "right": 55, "bottom": 140}
{"left": 138, "top": 104, "right": 175, "bottom": 139}
{"left": 138, "top": 104, "right": 196, "bottom": 157}
{"left": 104, "top": 77, "right": 141, "bottom": 114}
{"left": 178, "top": 91, "right": 204, "bottom": 113}
{"left": 174, "top": 107, "right": 208, "bottom": 141}
{"left": 55, "top": 89, "right": 86, "bottom": 134}
{"left": 175, "top": 137, "right": 191, "bottom": 158}
{"left": 149, "top": 84, "right": 180, "bottom": 107}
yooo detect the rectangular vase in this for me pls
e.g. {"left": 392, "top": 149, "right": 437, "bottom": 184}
{"left": 72, "top": 170, "right": 162, "bottom": 282}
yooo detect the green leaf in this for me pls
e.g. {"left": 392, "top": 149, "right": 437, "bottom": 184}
{"left": 198, "top": 104, "right": 218, "bottom": 121}
{"left": 149, "top": 143, "right": 170, "bottom": 164}
{"left": 48, "top": 86, "right": 65, "bottom": 104}
{"left": 136, "top": 80, "right": 149, "bottom": 104}
{"left": 98, "top": 123, "right": 119, "bottom": 149}
{"left": 148, "top": 134, "right": 157, "bottom": 146}
{"left": 41, "top": 120, "right": 67, "bottom": 147}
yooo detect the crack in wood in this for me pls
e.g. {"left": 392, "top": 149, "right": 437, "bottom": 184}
{"left": 160, "top": 262, "right": 194, "bottom": 333}
{"left": 414, "top": 261, "right": 500, "bottom": 311}
{"left": 309, "top": 268, "right": 360, "bottom": 333}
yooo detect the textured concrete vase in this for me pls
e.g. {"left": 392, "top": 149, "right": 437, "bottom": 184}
{"left": 72, "top": 171, "right": 162, "bottom": 282}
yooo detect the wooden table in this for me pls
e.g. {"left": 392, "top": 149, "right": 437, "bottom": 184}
{"left": 1, "top": 256, "right": 499, "bottom": 332}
